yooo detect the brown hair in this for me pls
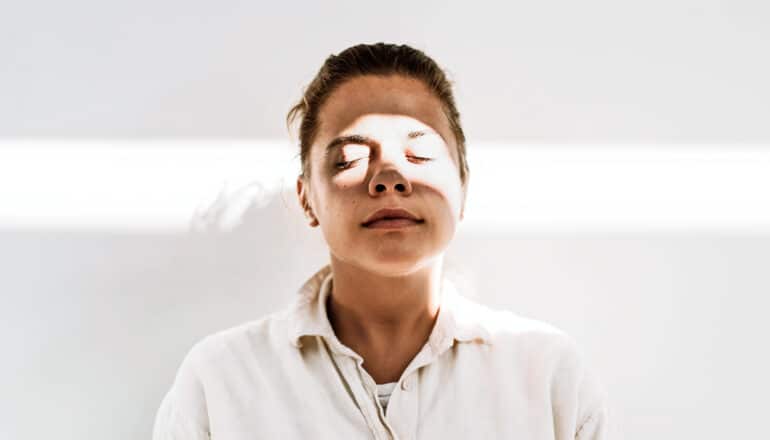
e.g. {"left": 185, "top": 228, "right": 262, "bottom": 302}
{"left": 286, "top": 42, "right": 469, "bottom": 187}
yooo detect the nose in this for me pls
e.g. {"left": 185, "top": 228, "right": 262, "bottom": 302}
{"left": 368, "top": 166, "right": 413, "bottom": 196}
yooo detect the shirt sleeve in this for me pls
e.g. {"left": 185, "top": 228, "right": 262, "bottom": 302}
{"left": 152, "top": 344, "right": 211, "bottom": 440}
{"left": 575, "top": 404, "right": 608, "bottom": 440}
{"left": 574, "top": 359, "right": 609, "bottom": 440}
{"left": 547, "top": 331, "right": 610, "bottom": 440}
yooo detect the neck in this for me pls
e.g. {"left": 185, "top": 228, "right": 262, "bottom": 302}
{"left": 326, "top": 254, "right": 444, "bottom": 375}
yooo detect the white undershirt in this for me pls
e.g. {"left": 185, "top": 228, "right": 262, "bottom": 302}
{"left": 375, "top": 382, "right": 398, "bottom": 414}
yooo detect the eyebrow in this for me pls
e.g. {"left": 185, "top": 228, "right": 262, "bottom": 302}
{"left": 324, "top": 130, "right": 436, "bottom": 155}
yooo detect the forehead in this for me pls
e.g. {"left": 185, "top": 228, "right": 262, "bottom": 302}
{"left": 314, "top": 74, "right": 454, "bottom": 150}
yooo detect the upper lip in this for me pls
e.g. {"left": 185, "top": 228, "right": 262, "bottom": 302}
{"left": 363, "top": 208, "right": 422, "bottom": 226}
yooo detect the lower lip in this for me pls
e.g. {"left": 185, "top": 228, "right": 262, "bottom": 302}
{"left": 364, "top": 219, "right": 424, "bottom": 229}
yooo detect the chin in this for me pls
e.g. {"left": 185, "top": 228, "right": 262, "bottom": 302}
{"left": 359, "top": 251, "right": 442, "bottom": 277}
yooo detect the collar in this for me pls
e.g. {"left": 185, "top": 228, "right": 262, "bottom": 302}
{"left": 286, "top": 264, "right": 493, "bottom": 354}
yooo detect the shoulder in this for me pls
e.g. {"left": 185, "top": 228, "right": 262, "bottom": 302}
{"left": 477, "top": 305, "right": 609, "bottom": 436}
{"left": 183, "top": 307, "right": 293, "bottom": 369}
{"left": 153, "top": 307, "right": 297, "bottom": 439}
{"left": 455, "top": 297, "right": 594, "bottom": 384}
{"left": 465, "top": 299, "right": 580, "bottom": 358}
{"left": 484, "top": 305, "right": 602, "bottom": 384}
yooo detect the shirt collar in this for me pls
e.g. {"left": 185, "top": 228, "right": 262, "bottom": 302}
{"left": 286, "top": 264, "right": 493, "bottom": 352}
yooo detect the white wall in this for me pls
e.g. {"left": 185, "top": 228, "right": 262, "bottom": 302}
{"left": 2, "top": 1, "right": 769, "bottom": 439}
{"left": 3, "top": 0, "right": 770, "bottom": 142}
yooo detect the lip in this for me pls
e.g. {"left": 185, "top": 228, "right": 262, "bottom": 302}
{"left": 362, "top": 207, "right": 423, "bottom": 227}
{"left": 364, "top": 218, "right": 424, "bottom": 229}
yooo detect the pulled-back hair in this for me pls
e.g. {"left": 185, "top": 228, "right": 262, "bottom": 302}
{"left": 286, "top": 42, "right": 469, "bottom": 186}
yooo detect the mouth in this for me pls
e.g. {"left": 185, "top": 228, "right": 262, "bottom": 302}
{"left": 362, "top": 218, "right": 425, "bottom": 229}
{"left": 362, "top": 207, "right": 423, "bottom": 227}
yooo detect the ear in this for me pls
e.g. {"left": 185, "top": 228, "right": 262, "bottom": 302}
{"left": 296, "top": 176, "right": 319, "bottom": 227}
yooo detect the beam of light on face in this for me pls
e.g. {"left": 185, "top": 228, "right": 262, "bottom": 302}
{"left": 1, "top": 139, "right": 768, "bottom": 234}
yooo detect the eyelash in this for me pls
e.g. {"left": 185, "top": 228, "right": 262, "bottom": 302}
{"left": 335, "top": 156, "right": 432, "bottom": 170}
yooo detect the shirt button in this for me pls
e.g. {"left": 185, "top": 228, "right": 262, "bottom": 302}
{"left": 401, "top": 376, "right": 414, "bottom": 391}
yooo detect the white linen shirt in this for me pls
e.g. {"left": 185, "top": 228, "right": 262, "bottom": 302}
{"left": 153, "top": 264, "right": 609, "bottom": 439}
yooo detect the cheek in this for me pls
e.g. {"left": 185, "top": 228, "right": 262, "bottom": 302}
{"left": 426, "top": 168, "right": 464, "bottom": 211}
{"left": 317, "top": 184, "right": 360, "bottom": 223}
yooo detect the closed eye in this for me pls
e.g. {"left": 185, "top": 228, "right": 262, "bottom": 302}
{"left": 335, "top": 158, "right": 365, "bottom": 170}
{"left": 335, "top": 156, "right": 433, "bottom": 170}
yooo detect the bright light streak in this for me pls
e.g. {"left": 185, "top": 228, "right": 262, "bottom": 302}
{"left": 0, "top": 140, "right": 768, "bottom": 233}
{"left": 461, "top": 143, "right": 770, "bottom": 234}
{"left": 0, "top": 139, "right": 297, "bottom": 232}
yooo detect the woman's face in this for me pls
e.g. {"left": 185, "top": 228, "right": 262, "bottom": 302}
{"left": 297, "top": 74, "right": 467, "bottom": 275}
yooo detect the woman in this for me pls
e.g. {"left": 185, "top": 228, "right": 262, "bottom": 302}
{"left": 153, "top": 42, "right": 608, "bottom": 439}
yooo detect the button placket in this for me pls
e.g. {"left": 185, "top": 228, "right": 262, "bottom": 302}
{"left": 328, "top": 354, "right": 389, "bottom": 440}
{"left": 353, "top": 359, "right": 400, "bottom": 440}
{"left": 391, "top": 371, "right": 419, "bottom": 440}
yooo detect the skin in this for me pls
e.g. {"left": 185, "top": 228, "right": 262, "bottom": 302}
{"left": 296, "top": 74, "right": 467, "bottom": 384}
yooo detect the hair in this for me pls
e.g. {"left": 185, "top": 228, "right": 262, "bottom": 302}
{"left": 286, "top": 42, "right": 469, "bottom": 187}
